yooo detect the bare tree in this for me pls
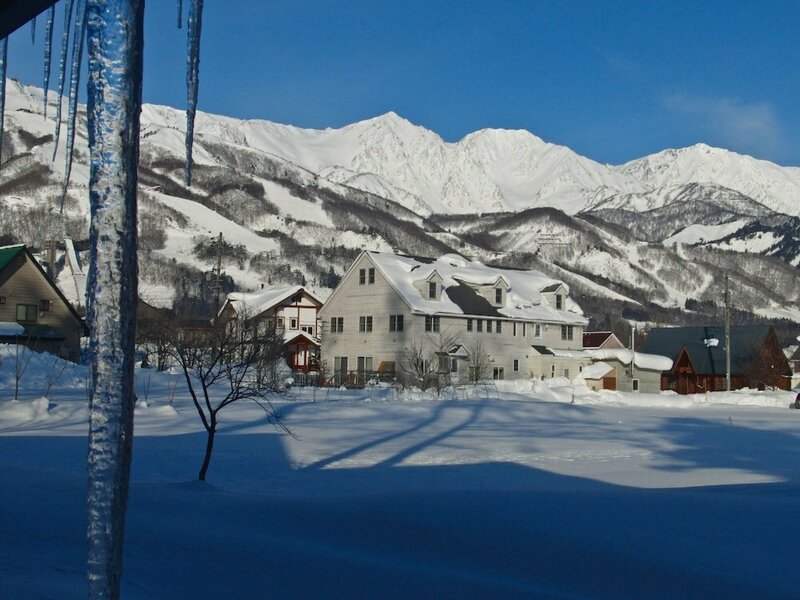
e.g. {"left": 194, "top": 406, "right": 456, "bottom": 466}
{"left": 466, "top": 338, "right": 492, "bottom": 383}
{"left": 170, "top": 317, "right": 290, "bottom": 480}
{"left": 400, "top": 326, "right": 462, "bottom": 392}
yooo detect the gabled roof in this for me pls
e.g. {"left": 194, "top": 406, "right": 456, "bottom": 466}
{"left": 0, "top": 244, "right": 85, "bottom": 329}
{"left": 284, "top": 330, "right": 320, "bottom": 346}
{"left": 222, "top": 284, "right": 322, "bottom": 318}
{"left": 539, "top": 283, "right": 563, "bottom": 293}
{"left": 0, "top": 244, "right": 26, "bottom": 274}
{"left": 364, "top": 251, "right": 587, "bottom": 325}
{"left": 640, "top": 325, "right": 775, "bottom": 375}
{"left": 531, "top": 345, "right": 554, "bottom": 355}
{"left": 583, "top": 331, "right": 617, "bottom": 349}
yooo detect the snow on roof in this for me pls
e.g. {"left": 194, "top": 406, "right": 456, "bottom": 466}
{"left": 0, "top": 322, "right": 25, "bottom": 336}
{"left": 581, "top": 361, "right": 614, "bottom": 380}
{"left": 284, "top": 330, "right": 320, "bottom": 345}
{"left": 367, "top": 251, "right": 587, "bottom": 325}
{"left": 586, "top": 348, "right": 673, "bottom": 372}
{"left": 224, "top": 285, "right": 321, "bottom": 318}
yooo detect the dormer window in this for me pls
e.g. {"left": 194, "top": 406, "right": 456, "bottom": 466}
{"left": 555, "top": 294, "right": 563, "bottom": 310}
{"left": 428, "top": 281, "right": 437, "bottom": 299}
{"left": 495, "top": 288, "right": 503, "bottom": 305}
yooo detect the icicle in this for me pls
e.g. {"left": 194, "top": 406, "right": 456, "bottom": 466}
{"left": 184, "top": 0, "right": 204, "bottom": 186}
{"left": 0, "top": 38, "right": 7, "bottom": 168}
{"left": 60, "top": 0, "right": 87, "bottom": 209}
{"left": 177, "top": 0, "right": 183, "bottom": 29}
{"left": 31, "top": 16, "right": 36, "bottom": 44}
{"left": 43, "top": 5, "right": 56, "bottom": 120}
{"left": 53, "top": 0, "right": 76, "bottom": 159}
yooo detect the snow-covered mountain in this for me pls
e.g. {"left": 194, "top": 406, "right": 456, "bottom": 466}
{"left": 1, "top": 80, "right": 798, "bottom": 335}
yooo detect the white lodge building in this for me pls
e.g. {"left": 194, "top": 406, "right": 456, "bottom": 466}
{"left": 320, "top": 251, "right": 589, "bottom": 384}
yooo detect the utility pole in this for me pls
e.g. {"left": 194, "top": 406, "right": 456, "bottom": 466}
{"left": 213, "top": 232, "right": 223, "bottom": 319}
{"left": 630, "top": 322, "right": 637, "bottom": 391}
{"left": 724, "top": 274, "right": 732, "bottom": 392}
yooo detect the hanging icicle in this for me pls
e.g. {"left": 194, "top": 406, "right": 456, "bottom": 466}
{"left": 60, "top": 0, "right": 87, "bottom": 209}
{"left": 31, "top": 16, "right": 37, "bottom": 44}
{"left": 0, "top": 38, "right": 7, "bottom": 168}
{"left": 184, "top": 0, "right": 204, "bottom": 187}
{"left": 177, "top": 0, "right": 183, "bottom": 29}
{"left": 43, "top": 5, "right": 56, "bottom": 120}
{"left": 53, "top": 0, "right": 76, "bottom": 159}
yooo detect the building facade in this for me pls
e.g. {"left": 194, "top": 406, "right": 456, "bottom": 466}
{"left": 319, "top": 251, "right": 589, "bottom": 385}
{"left": 0, "top": 244, "right": 85, "bottom": 361}
{"left": 218, "top": 284, "right": 323, "bottom": 373}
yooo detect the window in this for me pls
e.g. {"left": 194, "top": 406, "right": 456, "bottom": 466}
{"left": 563, "top": 368, "right": 570, "bottom": 378}
{"left": 486, "top": 320, "right": 492, "bottom": 333}
{"left": 561, "top": 325, "right": 574, "bottom": 341}
{"left": 496, "top": 321, "right": 502, "bottom": 334}
{"left": 359, "top": 316, "right": 373, "bottom": 333}
{"left": 292, "top": 293, "right": 302, "bottom": 303}
{"left": 513, "top": 322, "right": 517, "bottom": 337}
{"left": 476, "top": 319, "right": 483, "bottom": 333}
{"left": 428, "top": 281, "right": 437, "bottom": 299}
{"left": 425, "top": 315, "right": 440, "bottom": 332}
{"left": 290, "top": 317, "right": 298, "bottom": 329}
{"left": 277, "top": 317, "right": 285, "bottom": 329}
{"left": 450, "top": 358, "right": 458, "bottom": 373}
{"left": 39, "top": 299, "right": 51, "bottom": 312}
{"left": 333, "top": 356, "right": 348, "bottom": 373}
{"left": 330, "top": 317, "right": 343, "bottom": 333}
{"left": 301, "top": 325, "right": 314, "bottom": 335}
{"left": 16, "top": 304, "right": 37, "bottom": 323}
{"left": 492, "top": 367, "right": 505, "bottom": 380}
{"left": 550, "top": 364, "right": 555, "bottom": 378}
{"left": 522, "top": 322, "right": 527, "bottom": 337}
{"left": 495, "top": 288, "right": 503, "bottom": 304}
{"left": 632, "top": 379, "right": 640, "bottom": 393}
{"left": 534, "top": 323, "right": 541, "bottom": 338}
{"left": 513, "top": 359, "right": 519, "bottom": 372}
{"left": 368, "top": 268, "right": 375, "bottom": 284}
{"left": 359, "top": 268, "right": 366, "bottom": 284}
{"left": 357, "top": 356, "right": 373, "bottom": 372}
{"left": 389, "top": 314, "right": 404, "bottom": 332}
{"left": 0, "top": 296, "right": 5, "bottom": 304}
{"left": 556, "top": 294, "right": 563, "bottom": 310}
{"left": 467, "top": 318, "right": 472, "bottom": 332}
{"left": 438, "top": 355, "right": 450, "bottom": 373}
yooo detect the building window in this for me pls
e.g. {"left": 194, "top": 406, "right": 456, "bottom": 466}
{"left": 357, "top": 356, "right": 373, "bottom": 372}
{"left": 467, "top": 318, "right": 473, "bottom": 332}
{"left": 330, "top": 317, "right": 343, "bottom": 333}
{"left": 476, "top": 319, "right": 483, "bottom": 333}
{"left": 486, "top": 320, "right": 492, "bottom": 333}
{"left": 0, "top": 296, "right": 5, "bottom": 304}
{"left": 16, "top": 304, "right": 38, "bottom": 323}
{"left": 39, "top": 299, "right": 51, "bottom": 312}
{"left": 359, "top": 268, "right": 366, "bottom": 284}
{"left": 522, "top": 322, "right": 527, "bottom": 337}
{"left": 496, "top": 321, "right": 502, "bottom": 334}
{"left": 276, "top": 317, "right": 285, "bottom": 329}
{"left": 561, "top": 325, "right": 574, "bottom": 341}
{"left": 513, "top": 359, "right": 519, "bottom": 372}
{"left": 290, "top": 317, "right": 298, "bottom": 329}
{"left": 368, "top": 268, "right": 375, "bottom": 284}
{"left": 534, "top": 323, "right": 541, "bottom": 338}
{"left": 564, "top": 368, "right": 570, "bottom": 378}
{"left": 389, "top": 314, "right": 404, "bottom": 332}
{"left": 359, "top": 316, "right": 373, "bottom": 333}
{"left": 495, "top": 288, "right": 503, "bottom": 305}
{"left": 556, "top": 294, "right": 563, "bottom": 310}
{"left": 333, "top": 356, "right": 348, "bottom": 373}
{"left": 428, "top": 281, "right": 437, "bottom": 299}
{"left": 632, "top": 379, "right": 640, "bottom": 393}
{"left": 492, "top": 367, "right": 505, "bottom": 380}
{"left": 425, "top": 315, "right": 440, "bottom": 332}
{"left": 450, "top": 358, "right": 458, "bottom": 373}
{"left": 550, "top": 364, "right": 555, "bottom": 378}
{"left": 513, "top": 322, "right": 517, "bottom": 337}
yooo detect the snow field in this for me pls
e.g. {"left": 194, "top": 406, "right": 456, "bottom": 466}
{"left": 1, "top": 346, "right": 800, "bottom": 598}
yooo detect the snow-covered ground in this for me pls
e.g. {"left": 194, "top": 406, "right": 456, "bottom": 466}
{"left": 1, "top": 347, "right": 799, "bottom": 598}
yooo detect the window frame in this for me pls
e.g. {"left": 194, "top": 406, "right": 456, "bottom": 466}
{"left": 16, "top": 303, "right": 38, "bottom": 323}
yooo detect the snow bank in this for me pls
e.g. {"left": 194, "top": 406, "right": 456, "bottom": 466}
{"left": 0, "top": 345, "right": 88, "bottom": 396}
{"left": 0, "top": 397, "right": 50, "bottom": 420}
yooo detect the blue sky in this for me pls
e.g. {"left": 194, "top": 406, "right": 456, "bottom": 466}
{"left": 8, "top": 0, "right": 800, "bottom": 165}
